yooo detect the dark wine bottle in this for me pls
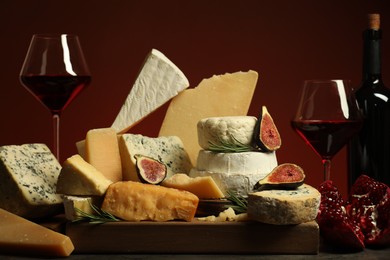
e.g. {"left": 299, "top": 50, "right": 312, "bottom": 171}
{"left": 348, "top": 14, "right": 390, "bottom": 187}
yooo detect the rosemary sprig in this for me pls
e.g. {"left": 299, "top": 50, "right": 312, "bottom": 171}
{"left": 225, "top": 190, "right": 248, "bottom": 214}
{"left": 208, "top": 134, "right": 254, "bottom": 153}
{"left": 72, "top": 202, "right": 120, "bottom": 224}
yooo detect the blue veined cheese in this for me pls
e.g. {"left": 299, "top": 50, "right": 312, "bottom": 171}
{"left": 0, "top": 144, "right": 63, "bottom": 218}
{"left": 247, "top": 184, "right": 321, "bottom": 225}
{"left": 119, "top": 134, "right": 192, "bottom": 181}
{"left": 111, "top": 49, "right": 190, "bottom": 134}
{"left": 197, "top": 116, "right": 257, "bottom": 150}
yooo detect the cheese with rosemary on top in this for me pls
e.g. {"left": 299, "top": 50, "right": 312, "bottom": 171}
{"left": 197, "top": 116, "right": 257, "bottom": 151}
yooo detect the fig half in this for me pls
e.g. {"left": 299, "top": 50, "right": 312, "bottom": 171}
{"left": 134, "top": 154, "right": 167, "bottom": 184}
{"left": 253, "top": 106, "right": 281, "bottom": 152}
{"left": 254, "top": 163, "right": 305, "bottom": 190}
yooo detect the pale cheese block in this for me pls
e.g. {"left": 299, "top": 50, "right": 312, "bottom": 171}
{"left": 0, "top": 144, "right": 63, "bottom": 219}
{"left": 197, "top": 116, "right": 257, "bottom": 150}
{"left": 62, "top": 195, "right": 103, "bottom": 221}
{"left": 111, "top": 49, "right": 190, "bottom": 133}
{"left": 56, "top": 154, "right": 113, "bottom": 196}
{"left": 196, "top": 150, "right": 277, "bottom": 175}
{"left": 119, "top": 134, "right": 192, "bottom": 181}
{"left": 247, "top": 184, "right": 321, "bottom": 225}
{"left": 0, "top": 208, "right": 74, "bottom": 257}
{"left": 76, "top": 139, "right": 86, "bottom": 159}
{"left": 190, "top": 168, "right": 266, "bottom": 197}
{"left": 161, "top": 173, "right": 224, "bottom": 199}
{"left": 101, "top": 181, "right": 199, "bottom": 222}
{"left": 85, "top": 128, "right": 122, "bottom": 182}
{"left": 159, "top": 70, "right": 258, "bottom": 165}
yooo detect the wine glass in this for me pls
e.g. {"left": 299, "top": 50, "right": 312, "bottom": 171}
{"left": 291, "top": 80, "right": 362, "bottom": 181}
{"left": 20, "top": 34, "right": 91, "bottom": 161}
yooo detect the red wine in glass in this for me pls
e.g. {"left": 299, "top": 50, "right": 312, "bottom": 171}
{"left": 291, "top": 120, "right": 363, "bottom": 160}
{"left": 20, "top": 75, "right": 91, "bottom": 114}
{"left": 20, "top": 34, "right": 90, "bottom": 161}
{"left": 291, "top": 80, "right": 362, "bottom": 180}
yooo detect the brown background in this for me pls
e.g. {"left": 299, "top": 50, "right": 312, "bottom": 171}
{"left": 1, "top": 0, "right": 389, "bottom": 197}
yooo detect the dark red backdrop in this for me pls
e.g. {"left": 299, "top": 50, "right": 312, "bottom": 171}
{"left": 1, "top": 0, "right": 389, "bottom": 197}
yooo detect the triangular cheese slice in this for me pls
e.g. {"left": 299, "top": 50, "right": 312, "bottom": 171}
{"left": 0, "top": 208, "right": 74, "bottom": 257}
{"left": 56, "top": 154, "right": 113, "bottom": 196}
{"left": 158, "top": 70, "right": 258, "bottom": 165}
{"left": 111, "top": 49, "right": 190, "bottom": 133}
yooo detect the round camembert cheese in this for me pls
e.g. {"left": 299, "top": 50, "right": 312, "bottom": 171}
{"left": 197, "top": 116, "right": 257, "bottom": 150}
{"left": 247, "top": 184, "right": 321, "bottom": 225}
{"left": 196, "top": 150, "right": 277, "bottom": 175}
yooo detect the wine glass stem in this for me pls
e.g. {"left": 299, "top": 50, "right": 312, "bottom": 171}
{"left": 322, "top": 159, "right": 331, "bottom": 181}
{"left": 52, "top": 113, "right": 60, "bottom": 161}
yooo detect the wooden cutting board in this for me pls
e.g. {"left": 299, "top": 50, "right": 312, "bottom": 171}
{"left": 65, "top": 220, "right": 319, "bottom": 254}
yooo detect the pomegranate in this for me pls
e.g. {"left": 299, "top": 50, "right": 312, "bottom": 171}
{"left": 317, "top": 175, "right": 390, "bottom": 251}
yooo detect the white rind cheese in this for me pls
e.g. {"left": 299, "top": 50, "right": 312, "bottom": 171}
{"left": 197, "top": 116, "right": 257, "bottom": 150}
{"left": 111, "top": 49, "right": 190, "bottom": 133}
{"left": 196, "top": 150, "right": 277, "bottom": 175}
{"left": 0, "top": 144, "right": 63, "bottom": 218}
{"left": 119, "top": 134, "right": 192, "bottom": 181}
{"left": 247, "top": 184, "right": 321, "bottom": 225}
{"left": 189, "top": 168, "right": 266, "bottom": 196}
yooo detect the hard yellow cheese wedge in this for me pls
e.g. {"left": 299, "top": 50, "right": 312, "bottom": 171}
{"left": 162, "top": 173, "right": 224, "bottom": 199}
{"left": 56, "top": 154, "right": 113, "bottom": 196}
{"left": 0, "top": 208, "right": 74, "bottom": 257}
{"left": 85, "top": 127, "right": 122, "bottom": 182}
{"left": 158, "top": 70, "right": 258, "bottom": 165}
{"left": 102, "top": 181, "right": 199, "bottom": 222}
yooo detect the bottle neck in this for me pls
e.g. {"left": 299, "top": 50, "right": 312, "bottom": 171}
{"left": 362, "top": 29, "right": 382, "bottom": 83}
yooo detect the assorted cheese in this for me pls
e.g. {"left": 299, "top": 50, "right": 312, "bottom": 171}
{"left": 101, "top": 181, "right": 199, "bottom": 222}
{"left": 56, "top": 154, "right": 113, "bottom": 196}
{"left": 159, "top": 70, "right": 258, "bottom": 165}
{"left": 85, "top": 128, "right": 122, "bottom": 182}
{"left": 0, "top": 48, "right": 325, "bottom": 258}
{"left": 0, "top": 208, "right": 74, "bottom": 257}
{"left": 161, "top": 173, "right": 224, "bottom": 199}
{"left": 0, "top": 144, "right": 63, "bottom": 219}
{"left": 111, "top": 49, "right": 189, "bottom": 133}
{"left": 119, "top": 134, "right": 192, "bottom": 181}
{"left": 247, "top": 184, "right": 321, "bottom": 225}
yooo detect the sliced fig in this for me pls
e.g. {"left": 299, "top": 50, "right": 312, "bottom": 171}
{"left": 253, "top": 106, "right": 281, "bottom": 152}
{"left": 134, "top": 154, "right": 167, "bottom": 184}
{"left": 254, "top": 163, "right": 305, "bottom": 190}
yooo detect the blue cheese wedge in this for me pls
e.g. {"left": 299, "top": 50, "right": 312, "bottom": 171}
{"left": 119, "top": 134, "right": 192, "bottom": 181}
{"left": 111, "top": 49, "right": 189, "bottom": 134}
{"left": 247, "top": 184, "right": 321, "bottom": 225}
{"left": 0, "top": 144, "right": 63, "bottom": 218}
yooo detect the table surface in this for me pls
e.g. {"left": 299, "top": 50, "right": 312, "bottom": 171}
{"left": 1, "top": 246, "right": 389, "bottom": 259}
